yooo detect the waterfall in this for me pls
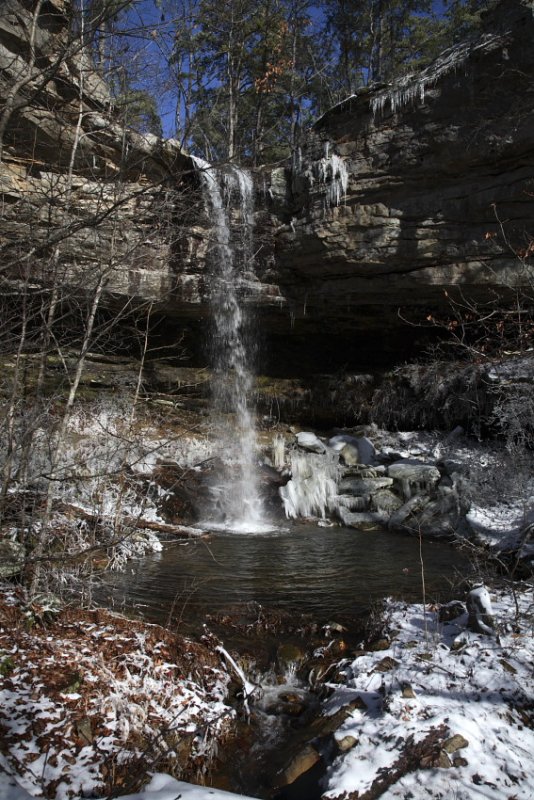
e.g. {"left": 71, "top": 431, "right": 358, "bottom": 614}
{"left": 193, "top": 157, "right": 265, "bottom": 532}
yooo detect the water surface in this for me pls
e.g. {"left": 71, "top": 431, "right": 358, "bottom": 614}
{"left": 101, "top": 524, "right": 469, "bottom": 632}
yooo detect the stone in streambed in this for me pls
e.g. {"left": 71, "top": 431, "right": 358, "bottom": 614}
{"left": 371, "top": 489, "right": 403, "bottom": 514}
{"left": 338, "top": 508, "right": 388, "bottom": 529}
{"left": 296, "top": 431, "right": 326, "bottom": 454}
{"left": 387, "top": 460, "right": 441, "bottom": 500}
{"left": 339, "top": 476, "right": 393, "bottom": 494}
{"left": 388, "top": 488, "right": 466, "bottom": 538}
{"left": 278, "top": 743, "right": 321, "bottom": 785}
{"left": 329, "top": 435, "right": 376, "bottom": 465}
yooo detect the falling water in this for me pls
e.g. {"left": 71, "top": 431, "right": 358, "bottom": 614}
{"left": 193, "top": 157, "right": 265, "bottom": 531}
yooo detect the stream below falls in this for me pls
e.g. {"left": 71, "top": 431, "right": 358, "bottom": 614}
{"left": 100, "top": 523, "right": 472, "bottom": 798}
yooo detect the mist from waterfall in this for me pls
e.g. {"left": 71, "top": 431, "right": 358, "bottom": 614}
{"left": 193, "top": 157, "right": 265, "bottom": 532}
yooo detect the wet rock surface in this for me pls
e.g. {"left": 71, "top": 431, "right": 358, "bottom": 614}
{"left": 278, "top": 429, "right": 471, "bottom": 539}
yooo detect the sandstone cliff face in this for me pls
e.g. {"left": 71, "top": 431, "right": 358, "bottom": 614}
{"left": 1, "top": 0, "right": 534, "bottom": 376}
{"left": 0, "top": 0, "right": 199, "bottom": 313}
{"left": 267, "top": 0, "right": 534, "bottom": 368}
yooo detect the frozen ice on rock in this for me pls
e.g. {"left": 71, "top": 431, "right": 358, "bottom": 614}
{"left": 280, "top": 449, "right": 340, "bottom": 519}
{"left": 387, "top": 459, "right": 440, "bottom": 501}
{"left": 466, "top": 584, "right": 495, "bottom": 635}
{"left": 370, "top": 32, "right": 506, "bottom": 118}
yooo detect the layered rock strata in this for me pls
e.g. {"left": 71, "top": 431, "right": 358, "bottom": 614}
{"left": 267, "top": 0, "right": 534, "bottom": 367}
{"left": 1, "top": 0, "right": 534, "bottom": 375}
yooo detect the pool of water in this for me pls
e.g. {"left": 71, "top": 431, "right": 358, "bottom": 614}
{"left": 101, "top": 523, "right": 470, "bottom": 632}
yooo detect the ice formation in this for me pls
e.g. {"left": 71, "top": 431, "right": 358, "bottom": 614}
{"left": 280, "top": 449, "right": 341, "bottom": 519}
{"left": 311, "top": 147, "right": 349, "bottom": 208}
{"left": 371, "top": 32, "right": 507, "bottom": 118}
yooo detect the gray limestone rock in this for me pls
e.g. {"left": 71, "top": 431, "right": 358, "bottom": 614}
{"left": 296, "top": 431, "right": 327, "bottom": 454}
{"left": 338, "top": 507, "right": 388, "bottom": 529}
{"left": 388, "top": 484, "right": 468, "bottom": 539}
{"left": 329, "top": 435, "right": 376, "bottom": 465}
{"left": 388, "top": 461, "right": 441, "bottom": 500}
{"left": 339, "top": 476, "right": 393, "bottom": 495}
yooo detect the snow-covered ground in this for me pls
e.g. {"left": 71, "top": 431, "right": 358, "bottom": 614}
{"left": 322, "top": 586, "right": 534, "bottom": 799}
{"left": 0, "top": 770, "right": 258, "bottom": 800}
{"left": 0, "top": 592, "right": 235, "bottom": 800}
{"left": 2, "top": 585, "right": 533, "bottom": 800}
{"left": 2, "top": 415, "right": 534, "bottom": 800}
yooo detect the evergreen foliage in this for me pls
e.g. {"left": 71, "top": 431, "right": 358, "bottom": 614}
{"left": 79, "top": 1, "right": 496, "bottom": 161}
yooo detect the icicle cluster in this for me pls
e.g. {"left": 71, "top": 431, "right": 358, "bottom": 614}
{"left": 309, "top": 146, "right": 349, "bottom": 209}
{"left": 294, "top": 141, "right": 348, "bottom": 211}
{"left": 280, "top": 450, "right": 341, "bottom": 520}
{"left": 271, "top": 434, "right": 287, "bottom": 470}
{"left": 371, "top": 32, "right": 506, "bottom": 118}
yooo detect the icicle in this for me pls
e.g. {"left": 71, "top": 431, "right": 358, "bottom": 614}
{"left": 305, "top": 145, "right": 349, "bottom": 209}
{"left": 272, "top": 435, "right": 286, "bottom": 470}
{"left": 371, "top": 31, "right": 506, "bottom": 119}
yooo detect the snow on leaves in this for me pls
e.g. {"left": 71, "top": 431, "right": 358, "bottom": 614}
{"left": 0, "top": 594, "right": 234, "bottom": 799}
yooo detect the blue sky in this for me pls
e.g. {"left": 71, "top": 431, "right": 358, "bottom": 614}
{"left": 122, "top": 0, "right": 450, "bottom": 140}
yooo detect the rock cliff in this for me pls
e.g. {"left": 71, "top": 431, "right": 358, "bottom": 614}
{"left": 0, "top": 0, "right": 197, "bottom": 318}
{"left": 267, "top": 0, "right": 534, "bottom": 370}
{"left": 1, "top": 0, "right": 534, "bottom": 376}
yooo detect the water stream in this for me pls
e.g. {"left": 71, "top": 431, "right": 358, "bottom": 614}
{"left": 100, "top": 525, "right": 470, "bottom": 796}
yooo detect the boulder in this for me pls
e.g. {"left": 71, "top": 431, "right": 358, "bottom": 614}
{"left": 371, "top": 489, "right": 403, "bottom": 514}
{"left": 278, "top": 743, "right": 321, "bottom": 786}
{"left": 329, "top": 435, "right": 376, "bottom": 465}
{"left": 388, "top": 461, "right": 441, "bottom": 500}
{"left": 329, "top": 494, "right": 369, "bottom": 513}
{"left": 388, "top": 486, "right": 467, "bottom": 539}
{"left": 296, "top": 431, "right": 327, "bottom": 454}
{"left": 338, "top": 508, "right": 388, "bottom": 529}
{"left": 339, "top": 476, "right": 393, "bottom": 495}
{"left": 339, "top": 443, "right": 360, "bottom": 465}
